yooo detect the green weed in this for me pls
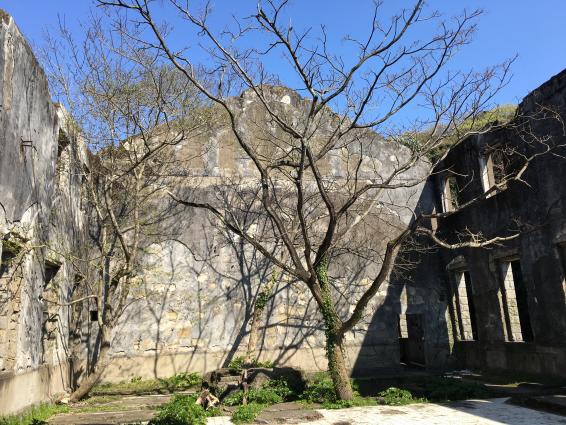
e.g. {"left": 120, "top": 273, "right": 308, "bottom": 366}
{"left": 227, "top": 356, "right": 274, "bottom": 371}
{"left": 376, "top": 387, "right": 425, "bottom": 406}
{"left": 423, "top": 377, "right": 492, "bottom": 401}
{"left": 149, "top": 395, "right": 219, "bottom": 425}
{"left": 231, "top": 403, "right": 264, "bottom": 424}
{"left": 0, "top": 403, "right": 69, "bottom": 425}
{"left": 223, "top": 378, "right": 292, "bottom": 406}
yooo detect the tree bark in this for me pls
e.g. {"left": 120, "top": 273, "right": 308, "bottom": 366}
{"left": 245, "top": 306, "right": 262, "bottom": 364}
{"left": 326, "top": 332, "right": 354, "bottom": 401}
{"left": 69, "top": 324, "right": 112, "bottom": 402}
{"left": 316, "top": 256, "right": 354, "bottom": 401}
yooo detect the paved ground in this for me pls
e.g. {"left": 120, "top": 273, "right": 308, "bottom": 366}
{"left": 48, "top": 395, "right": 566, "bottom": 424}
{"left": 208, "top": 398, "right": 566, "bottom": 425}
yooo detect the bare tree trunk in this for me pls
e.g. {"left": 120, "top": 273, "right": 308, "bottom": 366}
{"left": 245, "top": 273, "right": 277, "bottom": 364}
{"left": 245, "top": 306, "right": 263, "bottom": 364}
{"left": 70, "top": 325, "right": 112, "bottom": 402}
{"left": 316, "top": 257, "right": 354, "bottom": 401}
{"left": 326, "top": 332, "right": 354, "bottom": 401}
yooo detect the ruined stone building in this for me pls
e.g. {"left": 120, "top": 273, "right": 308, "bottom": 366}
{"left": 386, "top": 70, "right": 566, "bottom": 378}
{"left": 0, "top": 12, "right": 88, "bottom": 413}
{"left": 1, "top": 8, "right": 566, "bottom": 416}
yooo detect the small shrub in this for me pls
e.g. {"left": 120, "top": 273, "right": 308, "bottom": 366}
{"left": 149, "top": 395, "right": 216, "bottom": 425}
{"left": 228, "top": 356, "right": 246, "bottom": 371}
{"left": 224, "top": 378, "right": 292, "bottom": 406}
{"left": 321, "top": 396, "right": 378, "bottom": 409}
{"left": 159, "top": 372, "right": 202, "bottom": 391}
{"left": 254, "top": 360, "right": 274, "bottom": 368}
{"left": 228, "top": 357, "right": 274, "bottom": 371}
{"left": 247, "top": 387, "right": 283, "bottom": 405}
{"left": 300, "top": 374, "right": 380, "bottom": 409}
{"left": 301, "top": 374, "right": 337, "bottom": 404}
{"left": 231, "top": 403, "right": 264, "bottom": 424}
{"left": 377, "top": 387, "right": 421, "bottom": 406}
{"left": 223, "top": 390, "right": 244, "bottom": 406}
{"left": 424, "top": 377, "right": 492, "bottom": 401}
{"left": 130, "top": 376, "right": 143, "bottom": 383}
{"left": 263, "top": 378, "right": 293, "bottom": 400}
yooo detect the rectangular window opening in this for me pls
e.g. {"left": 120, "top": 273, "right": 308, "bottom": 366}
{"left": 44, "top": 261, "right": 61, "bottom": 288}
{"left": 491, "top": 150, "right": 508, "bottom": 185}
{"left": 452, "top": 270, "right": 478, "bottom": 341}
{"left": 0, "top": 250, "right": 15, "bottom": 277}
{"left": 479, "top": 146, "right": 513, "bottom": 195}
{"left": 1, "top": 240, "right": 23, "bottom": 277}
{"left": 499, "top": 259, "right": 533, "bottom": 342}
{"left": 90, "top": 310, "right": 99, "bottom": 322}
{"left": 398, "top": 314, "right": 408, "bottom": 338}
{"left": 442, "top": 176, "right": 460, "bottom": 212}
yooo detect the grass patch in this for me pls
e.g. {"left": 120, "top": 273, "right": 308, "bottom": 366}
{"left": 92, "top": 372, "right": 201, "bottom": 396}
{"left": 376, "top": 387, "right": 425, "bottom": 406}
{"left": 300, "top": 373, "right": 336, "bottom": 405}
{"left": 148, "top": 395, "right": 220, "bottom": 425}
{"left": 300, "top": 372, "right": 427, "bottom": 409}
{"left": 227, "top": 356, "right": 274, "bottom": 371}
{"left": 231, "top": 403, "right": 264, "bottom": 424}
{"left": 0, "top": 403, "right": 70, "bottom": 425}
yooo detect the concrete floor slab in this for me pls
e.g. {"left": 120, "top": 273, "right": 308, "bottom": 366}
{"left": 208, "top": 398, "right": 566, "bottom": 425}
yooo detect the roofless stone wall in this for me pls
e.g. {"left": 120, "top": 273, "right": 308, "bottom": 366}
{"left": 102, "top": 85, "right": 431, "bottom": 381}
{"left": 0, "top": 11, "right": 87, "bottom": 414}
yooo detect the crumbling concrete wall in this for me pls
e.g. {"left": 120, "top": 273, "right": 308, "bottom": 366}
{"left": 0, "top": 11, "right": 87, "bottom": 414}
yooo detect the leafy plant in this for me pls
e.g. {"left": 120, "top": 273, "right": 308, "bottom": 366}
{"left": 227, "top": 356, "right": 274, "bottom": 371}
{"left": 423, "top": 377, "right": 492, "bottom": 401}
{"left": 376, "top": 387, "right": 423, "bottom": 406}
{"left": 263, "top": 378, "right": 294, "bottom": 400}
{"left": 231, "top": 403, "right": 265, "bottom": 424}
{"left": 300, "top": 373, "right": 337, "bottom": 404}
{"left": 159, "top": 372, "right": 202, "bottom": 391}
{"left": 149, "top": 395, "right": 218, "bottom": 425}
{"left": 228, "top": 357, "right": 247, "bottom": 371}
{"left": 321, "top": 396, "right": 379, "bottom": 409}
{"left": 223, "top": 378, "right": 292, "bottom": 406}
{"left": 92, "top": 372, "right": 201, "bottom": 396}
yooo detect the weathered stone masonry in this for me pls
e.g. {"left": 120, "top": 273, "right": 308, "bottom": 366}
{"left": 0, "top": 11, "right": 87, "bottom": 414}
{"left": 1, "top": 7, "right": 566, "bottom": 415}
{"left": 395, "top": 69, "right": 566, "bottom": 377}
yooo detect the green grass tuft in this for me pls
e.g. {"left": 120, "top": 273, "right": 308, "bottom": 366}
{"left": 227, "top": 356, "right": 274, "bottom": 371}
{"left": 231, "top": 403, "right": 265, "bottom": 424}
{"left": 376, "top": 387, "right": 425, "bottom": 406}
{"left": 148, "top": 395, "right": 219, "bottom": 425}
{"left": 0, "top": 403, "right": 70, "bottom": 425}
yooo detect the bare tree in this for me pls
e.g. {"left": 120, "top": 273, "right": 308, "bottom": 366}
{"left": 41, "top": 16, "right": 209, "bottom": 400}
{"left": 94, "top": 0, "right": 526, "bottom": 400}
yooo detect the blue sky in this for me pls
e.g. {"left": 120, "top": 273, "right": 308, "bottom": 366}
{"left": 2, "top": 0, "right": 566, "bottom": 108}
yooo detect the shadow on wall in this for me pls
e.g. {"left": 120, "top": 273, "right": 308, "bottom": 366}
{"left": 108, "top": 208, "right": 323, "bottom": 380}
{"left": 351, "top": 178, "right": 454, "bottom": 377}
